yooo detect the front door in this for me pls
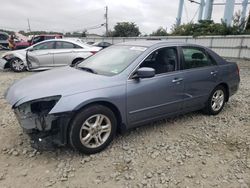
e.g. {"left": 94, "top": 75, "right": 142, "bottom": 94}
{"left": 126, "top": 47, "right": 185, "bottom": 126}
{"left": 28, "top": 41, "right": 55, "bottom": 68}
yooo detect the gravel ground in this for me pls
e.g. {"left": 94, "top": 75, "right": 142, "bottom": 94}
{"left": 0, "top": 58, "right": 249, "bottom": 188}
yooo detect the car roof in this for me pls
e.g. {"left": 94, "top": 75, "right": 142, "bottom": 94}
{"left": 35, "top": 34, "right": 62, "bottom": 37}
{"left": 0, "top": 31, "right": 9, "bottom": 36}
{"left": 116, "top": 40, "right": 203, "bottom": 48}
{"left": 31, "top": 38, "right": 94, "bottom": 48}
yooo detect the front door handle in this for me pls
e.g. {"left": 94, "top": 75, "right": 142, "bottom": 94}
{"left": 210, "top": 70, "right": 218, "bottom": 75}
{"left": 172, "top": 78, "right": 183, "bottom": 83}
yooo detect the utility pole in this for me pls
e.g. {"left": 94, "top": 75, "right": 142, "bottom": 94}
{"left": 104, "top": 6, "right": 108, "bottom": 36}
{"left": 240, "top": 0, "right": 248, "bottom": 30}
{"left": 176, "top": 0, "right": 184, "bottom": 27}
{"left": 27, "top": 18, "right": 31, "bottom": 32}
{"left": 198, "top": 0, "right": 205, "bottom": 21}
{"left": 203, "top": 0, "right": 214, "bottom": 20}
{"left": 223, "top": 0, "right": 235, "bottom": 26}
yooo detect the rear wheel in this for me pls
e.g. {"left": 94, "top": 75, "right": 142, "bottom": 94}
{"left": 10, "top": 57, "right": 26, "bottom": 72}
{"left": 203, "top": 85, "right": 226, "bottom": 115}
{"left": 69, "top": 105, "right": 117, "bottom": 154}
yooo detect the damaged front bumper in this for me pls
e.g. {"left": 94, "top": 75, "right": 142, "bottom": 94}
{"left": 0, "top": 58, "right": 8, "bottom": 70}
{"left": 13, "top": 96, "right": 72, "bottom": 150}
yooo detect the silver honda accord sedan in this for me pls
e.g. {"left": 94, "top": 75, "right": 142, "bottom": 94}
{"left": 5, "top": 41, "right": 240, "bottom": 154}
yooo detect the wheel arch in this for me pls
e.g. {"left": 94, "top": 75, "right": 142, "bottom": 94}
{"left": 67, "top": 100, "right": 123, "bottom": 142}
{"left": 216, "top": 82, "right": 229, "bottom": 102}
{"left": 71, "top": 57, "right": 84, "bottom": 65}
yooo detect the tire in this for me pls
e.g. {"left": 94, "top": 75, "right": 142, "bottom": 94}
{"left": 10, "top": 57, "right": 26, "bottom": 72}
{"left": 203, "top": 85, "right": 226, "bottom": 115}
{"left": 69, "top": 105, "right": 117, "bottom": 154}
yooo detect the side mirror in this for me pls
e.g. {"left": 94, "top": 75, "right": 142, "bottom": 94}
{"left": 133, "top": 67, "right": 155, "bottom": 79}
{"left": 28, "top": 47, "right": 34, "bottom": 52}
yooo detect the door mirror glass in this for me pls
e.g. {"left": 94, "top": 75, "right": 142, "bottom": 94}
{"left": 133, "top": 67, "right": 155, "bottom": 79}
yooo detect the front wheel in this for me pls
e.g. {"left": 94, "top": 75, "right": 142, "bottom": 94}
{"left": 69, "top": 105, "right": 117, "bottom": 154}
{"left": 10, "top": 57, "right": 26, "bottom": 72}
{"left": 203, "top": 85, "right": 226, "bottom": 115}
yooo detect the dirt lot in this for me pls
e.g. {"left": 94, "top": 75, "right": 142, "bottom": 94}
{"left": 0, "top": 57, "right": 249, "bottom": 188}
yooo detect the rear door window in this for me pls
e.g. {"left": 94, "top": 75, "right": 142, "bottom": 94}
{"left": 56, "top": 41, "right": 81, "bottom": 49}
{"left": 182, "top": 47, "right": 217, "bottom": 69}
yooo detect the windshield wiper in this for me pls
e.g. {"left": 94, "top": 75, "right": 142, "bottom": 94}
{"left": 78, "top": 67, "right": 98, "bottom": 74}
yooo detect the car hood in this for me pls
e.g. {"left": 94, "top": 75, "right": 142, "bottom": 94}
{"left": 5, "top": 66, "right": 122, "bottom": 107}
{"left": 2, "top": 49, "right": 26, "bottom": 58}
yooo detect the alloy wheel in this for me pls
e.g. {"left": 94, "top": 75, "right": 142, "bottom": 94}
{"left": 79, "top": 114, "right": 112, "bottom": 148}
{"left": 211, "top": 89, "right": 225, "bottom": 112}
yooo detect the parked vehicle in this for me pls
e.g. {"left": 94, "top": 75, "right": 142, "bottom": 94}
{"left": 0, "top": 39, "right": 101, "bottom": 72}
{"left": 5, "top": 41, "right": 240, "bottom": 154}
{"left": 92, "top": 41, "right": 112, "bottom": 48}
{"left": 86, "top": 41, "right": 95, "bottom": 45}
{"left": 14, "top": 34, "right": 63, "bottom": 50}
{"left": 0, "top": 32, "right": 9, "bottom": 49}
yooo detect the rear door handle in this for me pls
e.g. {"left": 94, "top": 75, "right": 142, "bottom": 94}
{"left": 210, "top": 71, "right": 218, "bottom": 75}
{"left": 172, "top": 78, "right": 183, "bottom": 83}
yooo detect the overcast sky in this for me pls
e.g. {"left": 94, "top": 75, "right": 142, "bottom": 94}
{"left": 0, "top": 0, "right": 248, "bottom": 35}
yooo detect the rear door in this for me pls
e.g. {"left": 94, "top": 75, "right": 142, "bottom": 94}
{"left": 180, "top": 46, "right": 219, "bottom": 110}
{"left": 53, "top": 41, "right": 82, "bottom": 66}
{"left": 27, "top": 41, "right": 55, "bottom": 68}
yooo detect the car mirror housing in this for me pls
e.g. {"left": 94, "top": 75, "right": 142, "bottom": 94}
{"left": 28, "top": 47, "right": 34, "bottom": 52}
{"left": 133, "top": 67, "right": 155, "bottom": 79}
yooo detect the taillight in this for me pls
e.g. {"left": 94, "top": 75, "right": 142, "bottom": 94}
{"left": 91, "top": 51, "right": 97, "bottom": 55}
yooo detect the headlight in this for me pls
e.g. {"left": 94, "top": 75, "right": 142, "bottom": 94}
{"left": 2, "top": 53, "right": 14, "bottom": 60}
{"left": 17, "top": 96, "right": 61, "bottom": 116}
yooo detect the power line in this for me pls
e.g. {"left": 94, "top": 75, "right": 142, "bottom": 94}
{"left": 69, "top": 23, "right": 105, "bottom": 33}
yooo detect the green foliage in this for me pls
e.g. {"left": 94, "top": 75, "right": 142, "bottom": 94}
{"left": 150, "top": 27, "right": 168, "bottom": 36}
{"left": 171, "top": 20, "right": 241, "bottom": 36}
{"left": 111, "top": 22, "right": 140, "bottom": 37}
{"left": 0, "top": 29, "right": 14, "bottom": 35}
{"left": 17, "top": 30, "right": 63, "bottom": 36}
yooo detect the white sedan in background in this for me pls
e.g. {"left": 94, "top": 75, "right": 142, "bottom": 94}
{"left": 0, "top": 39, "right": 101, "bottom": 72}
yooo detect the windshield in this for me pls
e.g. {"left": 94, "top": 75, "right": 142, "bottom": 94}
{"left": 77, "top": 45, "right": 147, "bottom": 76}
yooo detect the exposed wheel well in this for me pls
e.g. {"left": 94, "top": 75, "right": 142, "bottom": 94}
{"left": 4, "top": 61, "right": 10, "bottom": 69}
{"left": 217, "top": 83, "right": 229, "bottom": 102}
{"left": 71, "top": 58, "right": 84, "bottom": 65}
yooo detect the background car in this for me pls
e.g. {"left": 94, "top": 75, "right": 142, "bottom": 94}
{"left": 92, "top": 41, "right": 112, "bottom": 48}
{"left": 5, "top": 41, "right": 240, "bottom": 154}
{"left": 0, "top": 31, "right": 9, "bottom": 49}
{"left": 0, "top": 38, "right": 101, "bottom": 72}
{"left": 14, "top": 34, "right": 63, "bottom": 50}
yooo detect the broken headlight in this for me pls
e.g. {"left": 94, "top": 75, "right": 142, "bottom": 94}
{"left": 17, "top": 96, "right": 61, "bottom": 116}
{"left": 2, "top": 53, "right": 14, "bottom": 60}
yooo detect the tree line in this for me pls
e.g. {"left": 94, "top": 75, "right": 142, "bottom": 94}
{"left": 2, "top": 12, "right": 250, "bottom": 38}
